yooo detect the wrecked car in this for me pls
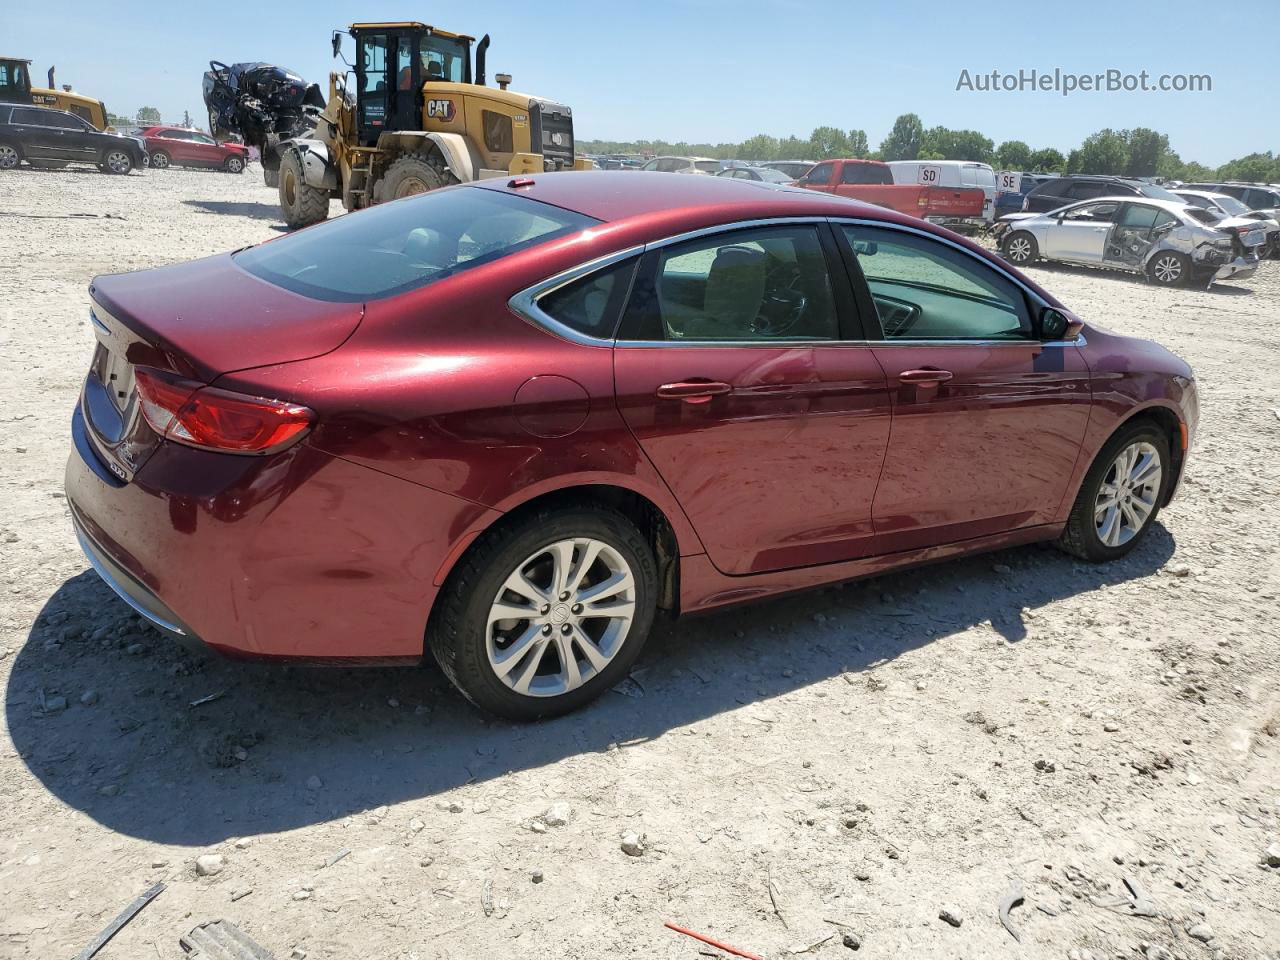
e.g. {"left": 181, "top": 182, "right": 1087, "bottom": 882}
{"left": 202, "top": 61, "right": 325, "bottom": 186}
{"left": 997, "top": 197, "right": 1263, "bottom": 287}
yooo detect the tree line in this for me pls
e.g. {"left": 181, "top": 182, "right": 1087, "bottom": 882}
{"left": 581, "top": 112, "right": 1280, "bottom": 183}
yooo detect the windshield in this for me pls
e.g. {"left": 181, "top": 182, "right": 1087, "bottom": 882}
{"left": 757, "top": 168, "right": 792, "bottom": 183}
{"left": 235, "top": 188, "right": 599, "bottom": 302}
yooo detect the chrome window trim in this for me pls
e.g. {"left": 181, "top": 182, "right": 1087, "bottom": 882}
{"left": 510, "top": 215, "right": 1088, "bottom": 350}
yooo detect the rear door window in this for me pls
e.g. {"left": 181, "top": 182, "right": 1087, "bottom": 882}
{"left": 235, "top": 188, "right": 600, "bottom": 302}
{"left": 619, "top": 225, "right": 840, "bottom": 342}
{"left": 1067, "top": 181, "right": 1109, "bottom": 200}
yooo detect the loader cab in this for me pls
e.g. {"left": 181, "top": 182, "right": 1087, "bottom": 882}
{"left": 0, "top": 58, "right": 34, "bottom": 104}
{"left": 345, "top": 23, "right": 473, "bottom": 147}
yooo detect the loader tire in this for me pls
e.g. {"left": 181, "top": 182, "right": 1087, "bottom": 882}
{"left": 374, "top": 152, "right": 458, "bottom": 204}
{"left": 278, "top": 149, "right": 328, "bottom": 230}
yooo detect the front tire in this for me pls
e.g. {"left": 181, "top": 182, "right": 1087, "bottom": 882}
{"left": 1003, "top": 230, "right": 1038, "bottom": 266}
{"left": 102, "top": 149, "right": 133, "bottom": 174}
{"left": 149, "top": 150, "right": 171, "bottom": 170}
{"left": 373, "top": 152, "right": 458, "bottom": 203}
{"left": 278, "top": 149, "right": 328, "bottom": 229}
{"left": 1056, "top": 420, "right": 1170, "bottom": 562}
{"left": 1147, "top": 251, "right": 1189, "bottom": 287}
{"left": 224, "top": 155, "right": 245, "bottom": 174}
{"left": 429, "top": 507, "right": 658, "bottom": 720}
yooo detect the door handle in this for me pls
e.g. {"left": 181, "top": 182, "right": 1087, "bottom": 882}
{"left": 656, "top": 380, "right": 732, "bottom": 403}
{"left": 897, "top": 368, "right": 954, "bottom": 384}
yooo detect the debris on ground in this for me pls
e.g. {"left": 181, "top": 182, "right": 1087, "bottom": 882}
{"left": 72, "top": 882, "right": 164, "bottom": 960}
{"left": 194, "top": 854, "right": 225, "bottom": 877}
{"left": 620, "top": 832, "right": 646, "bottom": 857}
{"left": 998, "top": 878, "right": 1025, "bottom": 941}
{"left": 938, "top": 905, "right": 964, "bottom": 927}
{"left": 180, "top": 919, "right": 276, "bottom": 959}
{"left": 664, "top": 922, "right": 764, "bottom": 960}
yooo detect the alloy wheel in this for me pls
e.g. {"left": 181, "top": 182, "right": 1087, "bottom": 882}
{"left": 486, "top": 538, "right": 637, "bottom": 698}
{"left": 105, "top": 151, "right": 131, "bottom": 174}
{"left": 1007, "top": 236, "right": 1033, "bottom": 262}
{"left": 227, "top": 157, "right": 243, "bottom": 173}
{"left": 151, "top": 152, "right": 169, "bottom": 169}
{"left": 0, "top": 145, "right": 19, "bottom": 170}
{"left": 1151, "top": 254, "right": 1182, "bottom": 284}
{"left": 1094, "top": 440, "right": 1162, "bottom": 548}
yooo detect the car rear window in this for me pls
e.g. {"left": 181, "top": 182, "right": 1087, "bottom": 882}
{"left": 235, "top": 187, "right": 600, "bottom": 303}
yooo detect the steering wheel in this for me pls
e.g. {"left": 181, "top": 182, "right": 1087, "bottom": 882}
{"left": 751, "top": 264, "right": 808, "bottom": 337}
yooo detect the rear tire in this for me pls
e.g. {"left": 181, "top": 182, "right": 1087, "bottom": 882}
{"left": 1003, "top": 230, "right": 1038, "bottom": 265}
{"left": 0, "top": 142, "right": 21, "bottom": 170}
{"left": 429, "top": 506, "right": 658, "bottom": 720}
{"left": 373, "top": 151, "right": 458, "bottom": 204}
{"left": 278, "top": 149, "right": 328, "bottom": 229}
{"left": 1147, "top": 251, "right": 1189, "bottom": 287}
{"left": 1056, "top": 420, "right": 1170, "bottom": 562}
{"left": 149, "top": 150, "right": 171, "bottom": 170}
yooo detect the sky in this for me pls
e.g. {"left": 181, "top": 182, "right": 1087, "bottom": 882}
{"left": 3, "top": 0, "right": 1269, "bottom": 166}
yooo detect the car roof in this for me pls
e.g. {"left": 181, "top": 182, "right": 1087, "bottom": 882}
{"left": 1174, "top": 189, "right": 1229, "bottom": 200}
{"left": 1057, "top": 195, "right": 1192, "bottom": 215}
{"left": 471, "top": 170, "right": 897, "bottom": 225}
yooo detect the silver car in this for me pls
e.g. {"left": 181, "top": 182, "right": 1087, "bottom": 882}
{"left": 998, "top": 196, "right": 1263, "bottom": 287}
{"left": 1174, "top": 190, "right": 1280, "bottom": 258}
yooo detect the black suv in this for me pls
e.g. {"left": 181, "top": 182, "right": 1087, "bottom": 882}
{"left": 0, "top": 104, "right": 146, "bottom": 174}
{"left": 1021, "top": 175, "right": 1182, "bottom": 213}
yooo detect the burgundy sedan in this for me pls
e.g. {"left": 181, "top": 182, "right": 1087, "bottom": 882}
{"left": 140, "top": 126, "right": 247, "bottom": 173}
{"left": 66, "top": 173, "right": 1198, "bottom": 718}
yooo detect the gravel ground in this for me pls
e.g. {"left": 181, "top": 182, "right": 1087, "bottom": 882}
{"left": 1, "top": 166, "right": 1278, "bottom": 960}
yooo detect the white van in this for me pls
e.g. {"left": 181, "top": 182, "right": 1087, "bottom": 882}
{"left": 886, "top": 161, "right": 998, "bottom": 223}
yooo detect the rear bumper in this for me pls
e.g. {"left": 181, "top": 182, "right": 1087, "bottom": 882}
{"left": 1212, "top": 255, "right": 1258, "bottom": 281}
{"left": 71, "top": 500, "right": 194, "bottom": 640}
{"left": 66, "top": 403, "right": 499, "bottom": 660}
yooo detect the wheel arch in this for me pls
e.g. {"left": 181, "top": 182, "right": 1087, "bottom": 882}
{"left": 432, "top": 482, "right": 688, "bottom": 617}
{"left": 1086, "top": 402, "right": 1186, "bottom": 508}
{"left": 377, "top": 131, "right": 480, "bottom": 182}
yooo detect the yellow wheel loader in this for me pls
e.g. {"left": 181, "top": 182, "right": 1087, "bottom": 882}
{"left": 277, "top": 22, "right": 592, "bottom": 229}
{"left": 0, "top": 57, "right": 111, "bottom": 130}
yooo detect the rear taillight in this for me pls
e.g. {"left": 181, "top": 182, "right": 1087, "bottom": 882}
{"left": 134, "top": 367, "right": 313, "bottom": 454}
{"left": 917, "top": 195, "right": 929, "bottom": 208}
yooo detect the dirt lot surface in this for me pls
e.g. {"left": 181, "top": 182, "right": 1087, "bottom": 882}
{"left": 1, "top": 166, "right": 1278, "bottom": 960}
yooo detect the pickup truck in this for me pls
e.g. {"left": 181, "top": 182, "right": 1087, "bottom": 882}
{"left": 792, "top": 159, "right": 987, "bottom": 231}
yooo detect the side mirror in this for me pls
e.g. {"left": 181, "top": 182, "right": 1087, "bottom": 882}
{"left": 331, "top": 31, "right": 342, "bottom": 59}
{"left": 1041, "top": 307, "right": 1083, "bottom": 342}
{"left": 851, "top": 240, "right": 878, "bottom": 256}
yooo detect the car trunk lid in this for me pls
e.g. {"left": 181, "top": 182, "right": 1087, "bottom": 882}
{"left": 81, "top": 253, "right": 362, "bottom": 480}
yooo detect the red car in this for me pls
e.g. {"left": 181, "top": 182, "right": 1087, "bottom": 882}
{"left": 66, "top": 173, "right": 1198, "bottom": 719}
{"left": 794, "top": 158, "right": 986, "bottom": 228}
{"left": 140, "top": 126, "right": 247, "bottom": 173}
